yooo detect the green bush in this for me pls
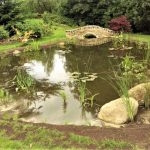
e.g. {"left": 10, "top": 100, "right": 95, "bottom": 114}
{"left": 15, "top": 19, "right": 52, "bottom": 38}
{"left": 42, "top": 12, "right": 75, "bottom": 26}
{"left": 0, "top": 26, "right": 9, "bottom": 40}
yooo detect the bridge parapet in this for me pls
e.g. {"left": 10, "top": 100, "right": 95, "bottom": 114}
{"left": 66, "top": 25, "right": 114, "bottom": 40}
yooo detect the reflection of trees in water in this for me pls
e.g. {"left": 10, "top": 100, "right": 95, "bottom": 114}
{"left": 19, "top": 48, "right": 55, "bottom": 74}
{"left": 65, "top": 44, "right": 110, "bottom": 73}
{"left": 13, "top": 82, "right": 63, "bottom": 117}
{"left": 62, "top": 99, "right": 67, "bottom": 114}
{"left": 65, "top": 44, "right": 118, "bottom": 115}
{"left": 0, "top": 55, "right": 22, "bottom": 88}
{"left": 0, "top": 48, "right": 62, "bottom": 116}
{"left": 0, "top": 56, "right": 11, "bottom": 71}
{"left": 1, "top": 47, "right": 56, "bottom": 93}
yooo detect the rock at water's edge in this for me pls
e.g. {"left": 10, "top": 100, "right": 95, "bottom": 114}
{"left": 129, "top": 83, "right": 150, "bottom": 105}
{"left": 98, "top": 97, "right": 138, "bottom": 125}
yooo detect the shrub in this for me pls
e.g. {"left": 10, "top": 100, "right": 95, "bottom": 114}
{"left": 42, "top": 12, "right": 75, "bottom": 26}
{"left": 15, "top": 19, "right": 52, "bottom": 38}
{"left": 42, "top": 12, "right": 53, "bottom": 25}
{"left": 0, "top": 26, "right": 9, "bottom": 40}
{"left": 109, "top": 16, "right": 131, "bottom": 33}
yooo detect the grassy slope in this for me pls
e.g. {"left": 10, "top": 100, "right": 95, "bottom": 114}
{"left": 0, "top": 23, "right": 71, "bottom": 53}
{"left": 0, "top": 19, "right": 150, "bottom": 54}
{"left": 124, "top": 33, "right": 150, "bottom": 44}
{"left": 0, "top": 118, "right": 136, "bottom": 150}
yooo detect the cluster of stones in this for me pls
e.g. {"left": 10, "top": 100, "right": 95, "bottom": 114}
{"left": 98, "top": 83, "right": 150, "bottom": 127}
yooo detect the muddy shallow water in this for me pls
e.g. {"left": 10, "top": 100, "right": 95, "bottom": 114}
{"left": 0, "top": 43, "right": 124, "bottom": 125}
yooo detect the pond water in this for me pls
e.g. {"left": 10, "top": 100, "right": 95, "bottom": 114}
{"left": 0, "top": 43, "right": 122, "bottom": 126}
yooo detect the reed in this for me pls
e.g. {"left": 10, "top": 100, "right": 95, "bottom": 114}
{"left": 87, "top": 93, "right": 99, "bottom": 107}
{"left": 144, "top": 84, "right": 150, "bottom": 110}
{"left": 59, "top": 91, "right": 67, "bottom": 101}
{"left": 0, "top": 88, "right": 12, "bottom": 105}
{"left": 78, "top": 80, "right": 86, "bottom": 105}
{"left": 15, "top": 69, "right": 35, "bottom": 93}
{"left": 101, "top": 56, "right": 136, "bottom": 121}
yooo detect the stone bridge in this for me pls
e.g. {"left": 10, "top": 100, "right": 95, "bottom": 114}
{"left": 66, "top": 25, "right": 114, "bottom": 40}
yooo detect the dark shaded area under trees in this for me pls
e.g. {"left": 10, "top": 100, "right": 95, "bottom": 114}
{"left": 0, "top": 0, "right": 149, "bottom": 36}
{"left": 63, "top": 0, "right": 150, "bottom": 33}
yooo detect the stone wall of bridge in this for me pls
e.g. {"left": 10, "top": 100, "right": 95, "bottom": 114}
{"left": 66, "top": 25, "right": 114, "bottom": 40}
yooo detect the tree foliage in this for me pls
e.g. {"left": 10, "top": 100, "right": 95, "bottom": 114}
{"left": 63, "top": 0, "right": 111, "bottom": 26}
{"left": 23, "top": 0, "right": 67, "bottom": 14}
{"left": 0, "top": 0, "right": 149, "bottom": 33}
{"left": 0, "top": 25, "right": 9, "bottom": 39}
{"left": 0, "top": 0, "right": 23, "bottom": 35}
{"left": 109, "top": 16, "right": 131, "bottom": 32}
{"left": 63, "top": 0, "right": 150, "bottom": 33}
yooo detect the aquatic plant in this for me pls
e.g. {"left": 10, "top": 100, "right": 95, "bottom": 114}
{"left": 15, "top": 69, "right": 35, "bottom": 93}
{"left": 59, "top": 91, "right": 68, "bottom": 113}
{"left": 31, "top": 40, "right": 40, "bottom": 51}
{"left": 121, "top": 55, "right": 148, "bottom": 85}
{"left": 112, "top": 32, "right": 125, "bottom": 49}
{"left": 144, "top": 43, "right": 150, "bottom": 63}
{"left": 59, "top": 91, "right": 67, "bottom": 101}
{"left": 74, "top": 55, "right": 98, "bottom": 107}
{"left": 77, "top": 79, "right": 99, "bottom": 107}
{"left": 115, "top": 75, "right": 134, "bottom": 121}
{"left": 24, "top": 40, "right": 40, "bottom": 52}
{"left": 87, "top": 93, "right": 99, "bottom": 107}
{"left": 144, "top": 84, "right": 150, "bottom": 110}
{"left": 117, "top": 54, "right": 150, "bottom": 112}
{"left": 77, "top": 80, "right": 86, "bottom": 104}
{"left": 101, "top": 56, "right": 136, "bottom": 121}
{"left": 0, "top": 88, "right": 12, "bottom": 105}
{"left": 103, "top": 71, "right": 135, "bottom": 121}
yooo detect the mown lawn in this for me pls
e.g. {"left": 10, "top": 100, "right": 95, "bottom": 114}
{"left": 0, "top": 24, "right": 72, "bottom": 53}
{"left": 124, "top": 33, "right": 150, "bottom": 44}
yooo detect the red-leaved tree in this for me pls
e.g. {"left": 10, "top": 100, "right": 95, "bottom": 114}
{"left": 109, "top": 16, "right": 131, "bottom": 32}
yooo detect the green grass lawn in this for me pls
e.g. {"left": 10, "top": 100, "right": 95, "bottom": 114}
{"left": 0, "top": 24, "right": 72, "bottom": 53}
{"left": 124, "top": 33, "right": 150, "bottom": 44}
{"left": 0, "top": 23, "right": 150, "bottom": 54}
{"left": 0, "top": 118, "right": 136, "bottom": 150}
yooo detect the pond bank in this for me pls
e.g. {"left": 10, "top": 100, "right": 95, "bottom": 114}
{"left": 0, "top": 112, "right": 149, "bottom": 150}
{"left": 0, "top": 25, "right": 71, "bottom": 54}
{"left": 0, "top": 40, "right": 66, "bottom": 56}
{"left": 0, "top": 25, "right": 149, "bottom": 55}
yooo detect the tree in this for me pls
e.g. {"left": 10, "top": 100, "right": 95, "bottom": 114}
{"left": 63, "top": 0, "right": 150, "bottom": 33}
{"left": 109, "top": 16, "right": 131, "bottom": 32}
{"left": 24, "top": 0, "right": 67, "bottom": 14}
{"left": 0, "top": 0, "right": 23, "bottom": 35}
{"left": 106, "top": 0, "right": 150, "bottom": 33}
{"left": 63, "top": 0, "right": 111, "bottom": 26}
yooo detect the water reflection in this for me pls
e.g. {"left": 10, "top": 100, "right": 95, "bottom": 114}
{"left": 0, "top": 44, "right": 119, "bottom": 126}
{"left": 48, "top": 53, "right": 70, "bottom": 83}
{"left": 24, "top": 61, "right": 48, "bottom": 80}
{"left": 24, "top": 52, "right": 70, "bottom": 83}
{"left": 23, "top": 50, "right": 99, "bottom": 125}
{"left": 24, "top": 85, "right": 97, "bottom": 125}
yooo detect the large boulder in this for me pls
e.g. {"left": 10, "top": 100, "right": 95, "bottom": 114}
{"left": 128, "top": 83, "right": 150, "bottom": 104}
{"left": 98, "top": 97, "right": 138, "bottom": 125}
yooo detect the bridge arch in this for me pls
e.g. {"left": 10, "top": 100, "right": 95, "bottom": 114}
{"left": 66, "top": 25, "right": 114, "bottom": 39}
{"left": 66, "top": 25, "right": 114, "bottom": 46}
{"left": 83, "top": 33, "right": 97, "bottom": 39}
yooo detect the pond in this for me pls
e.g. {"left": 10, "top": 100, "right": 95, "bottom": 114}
{"left": 1, "top": 41, "right": 144, "bottom": 126}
